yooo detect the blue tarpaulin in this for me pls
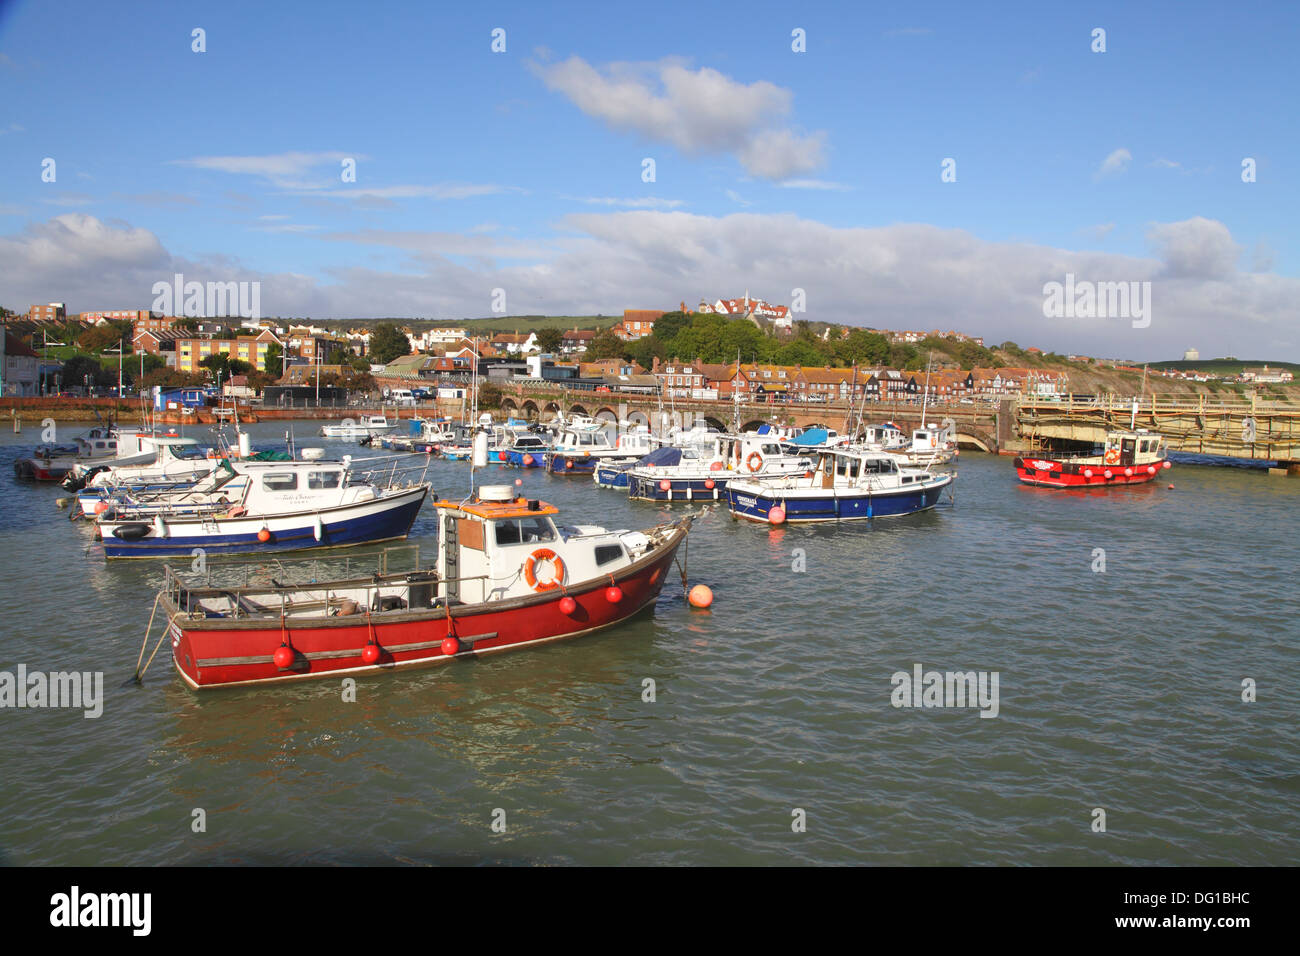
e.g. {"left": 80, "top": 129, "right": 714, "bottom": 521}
{"left": 791, "top": 428, "right": 830, "bottom": 446}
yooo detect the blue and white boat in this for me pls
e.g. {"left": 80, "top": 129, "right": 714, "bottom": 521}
{"left": 627, "top": 434, "right": 813, "bottom": 502}
{"left": 95, "top": 458, "right": 429, "bottom": 559}
{"left": 544, "top": 421, "right": 621, "bottom": 474}
{"left": 725, "top": 448, "right": 954, "bottom": 524}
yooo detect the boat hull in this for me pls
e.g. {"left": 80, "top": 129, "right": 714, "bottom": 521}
{"left": 726, "top": 475, "right": 952, "bottom": 523}
{"left": 1013, "top": 456, "right": 1169, "bottom": 488}
{"left": 169, "top": 525, "right": 687, "bottom": 688}
{"left": 99, "top": 487, "right": 428, "bottom": 558}
{"left": 627, "top": 473, "right": 730, "bottom": 502}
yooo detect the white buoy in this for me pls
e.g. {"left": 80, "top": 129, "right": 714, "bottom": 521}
{"left": 472, "top": 431, "right": 488, "bottom": 468}
{"left": 153, "top": 515, "right": 167, "bottom": 538}
{"left": 313, "top": 514, "right": 324, "bottom": 541}
{"left": 238, "top": 431, "right": 252, "bottom": 457}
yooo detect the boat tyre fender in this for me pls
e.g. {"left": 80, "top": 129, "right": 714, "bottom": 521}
{"left": 524, "top": 548, "right": 565, "bottom": 591}
{"left": 746, "top": 452, "right": 764, "bottom": 473}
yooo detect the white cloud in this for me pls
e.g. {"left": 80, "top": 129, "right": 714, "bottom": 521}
{"left": 1095, "top": 148, "right": 1132, "bottom": 179}
{"left": 1150, "top": 158, "right": 1181, "bottom": 169}
{"left": 172, "top": 151, "right": 356, "bottom": 187}
{"left": 775, "top": 178, "right": 851, "bottom": 191}
{"left": 531, "top": 56, "right": 825, "bottom": 180}
{"left": 725, "top": 189, "right": 751, "bottom": 207}
{"left": 1147, "top": 216, "right": 1239, "bottom": 279}
{"left": 561, "top": 196, "right": 685, "bottom": 209}
{"left": 3, "top": 213, "right": 1295, "bottom": 360}
{"left": 1082, "top": 223, "right": 1115, "bottom": 241}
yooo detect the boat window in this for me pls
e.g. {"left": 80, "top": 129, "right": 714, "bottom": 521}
{"left": 172, "top": 445, "right": 206, "bottom": 460}
{"left": 595, "top": 544, "right": 624, "bottom": 566}
{"left": 263, "top": 473, "right": 298, "bottom": 491}
{"left": 761, "top": 444, "right": 781, "bottom": 456}
{"left": 493, "top": 517, "right": 556, "bottom": 545}
{"left": 847, "top": 459, "right": 860, "bottom": 478}
{"left": 835, "top": 457, "right": 848, "bottom": 476}
{"left": 307, "top": 470, "right": 341, "bottom": 489}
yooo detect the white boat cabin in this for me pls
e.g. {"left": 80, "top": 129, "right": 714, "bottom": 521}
{"left": 434, "top": 485, "right": 645, "bottom": 604}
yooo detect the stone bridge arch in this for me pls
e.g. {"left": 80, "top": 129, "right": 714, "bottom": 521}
{"left": 519, "top": 399, "right": 539, "bottom": 420}
{"left": 568, "top": 403, "right": 589, "bottom": 417}
{"left": 955, "top": 428, "right": 996, "bottom": 452}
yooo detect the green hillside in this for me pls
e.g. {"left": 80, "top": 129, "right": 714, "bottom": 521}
{"left": 1149, "top": 358, "right": 1300, "bottom": 375}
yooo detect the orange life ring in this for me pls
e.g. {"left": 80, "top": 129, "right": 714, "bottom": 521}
{"left": 746, "top": 451, "right": 764, "bottom": 473}
{"left": 1104, "top": 449, "right": 1121, "bottom": 465}
{"left": 524, "top": 549, "right": 565, "bottom": 591}
{"left": 929, "top": 435, "right": 937, "bottom": 448}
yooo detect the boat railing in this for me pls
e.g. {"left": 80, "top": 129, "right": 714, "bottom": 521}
{"left": 162, "top": 559, "right": 494, "bottom": 621}
{"left": 162, "top": 543, "right": 424, "bottom": 598}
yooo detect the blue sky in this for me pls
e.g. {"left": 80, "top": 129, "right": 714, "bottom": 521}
{"left": 1, "top": 0, "right": 1296, "bottom": 359}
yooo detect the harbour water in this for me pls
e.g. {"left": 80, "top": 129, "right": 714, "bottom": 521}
{"left": 1, "top": 422, "right": 1297, "bottom": 865}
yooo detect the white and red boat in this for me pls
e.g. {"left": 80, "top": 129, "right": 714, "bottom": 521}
{"left": 153, "top": 484, "right": 692, "bottom": 689}
{"left": 1014, "top": 428, "right": 1171, "bottom": 488}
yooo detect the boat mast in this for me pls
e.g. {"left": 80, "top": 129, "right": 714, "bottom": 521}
{"left": 920, "top": 351, "right": 932, "bottom": 427}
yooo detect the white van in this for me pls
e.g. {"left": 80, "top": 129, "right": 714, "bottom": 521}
{"left": 388, "top": 388, "right": 416, "bottom": 406}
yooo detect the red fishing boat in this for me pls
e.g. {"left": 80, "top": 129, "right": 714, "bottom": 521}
{"left": 148, "top": 484, "right": 691, "bottom": 689}
{"left": 1014, "top": 428, "right": 1171, "bottom": 488}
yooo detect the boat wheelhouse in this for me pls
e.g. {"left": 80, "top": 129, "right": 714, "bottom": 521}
{"left": 14, "top": 425, "right": 140, "bottom": 481}
{"left": 156, "top": 484, "right": 691, "bottom": 689}
{"left": 1013, "top": 429, "right": 1170, "bottom": 488}
{"left": 725, "top": 448, "right": 954, "bottom": 524}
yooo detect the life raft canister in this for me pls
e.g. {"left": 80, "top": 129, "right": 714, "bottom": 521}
{"left": 746, "top": 451, "right": 764, "bottom": 473}
{"left": 524, "top": 548, "right": 566, "bottom": 591}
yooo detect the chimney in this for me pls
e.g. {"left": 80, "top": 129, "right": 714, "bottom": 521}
{"left": 652, "top": 356, "right": 660, "bottom": 373}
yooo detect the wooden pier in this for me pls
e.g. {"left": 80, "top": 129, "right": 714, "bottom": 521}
{"left": 1016, "top": 395, "right": 1300, "bottom": 475}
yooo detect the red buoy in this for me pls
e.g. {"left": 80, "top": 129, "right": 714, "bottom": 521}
{"left": 498, "top": 451, "right": 508, "bottom": 461}
{"left": 768, "top": 506, "right": 787, "bottom": 525}
{"left": 704, "top": 478, "right": 715, "bottom": 489}
{"left": 257, "top": 528, "right": 272, "bottom": 542}
{"left": 1162, "top": 460, "right": 1172, "bottom": 470}
{"left": 1103, "top": 469, "right": 1112, "bottom": 479}
{"left": 1083, "top": 469, "right": 1093, "bottom": 478}
{"left": 94, "top": 500, "right": 109, "bottom": 515}
{"left": 709, "top": 461, "right": 724, "bottom": 472}
{"left": 361, "top": 643, "right": 381, "bottom": 665}
{"left": 1167, "top": 483, "right": 1175, "bottom": 490}
{"left": 659, "top": 479, "right": 671, "bottom": 491}
{"left": 1124, "top": 467, "right": 1133, "bottom": 476}
{"left": 523, "top": 454, "right": 534, "bottom": 466}
{"left": 559, "top": 595, "right": 577, "bottom": 615}
{"left": 565, "top": 460, "right": 574, "bottom": 469}
{"left": 273, "top": 645, "right": 294, "bottom": 669}
{"left": 605, "top": 585, "right": 623, "bottom": 603}
{"left": 688, "top": 584, "right": 713, "bottom": 608}
{"left": 441, "top": 637, "right": 459, "bottom": 656}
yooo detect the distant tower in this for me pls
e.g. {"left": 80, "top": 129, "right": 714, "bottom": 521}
{"left": 1184, "top": 347, "right": 1199, "bottom": 361}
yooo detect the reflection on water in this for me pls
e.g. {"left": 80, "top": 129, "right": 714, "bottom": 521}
{"left": 0, "top": 424, "right": 1297, "bottom": 865}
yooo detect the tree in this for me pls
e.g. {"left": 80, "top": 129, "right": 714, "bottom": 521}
{"left": 262, "top": 342, "right": 283, "bottom": 377}
{"left": 535, "top": 328, "right": 563, "bottom": 354}
{"left": 652, "top": 311, "right": 691, "bottom": 343}
{"left": 61, "top": 355, "right": 112, "bottom": 390}
{"left": 585, "top": 328, "right": 626, "bottom": 361}
{"left": 369, "top": 323, "right": 412, "bottom": 364}
{"left": 477, "top": 381, "right": 505, "bottom": 410}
